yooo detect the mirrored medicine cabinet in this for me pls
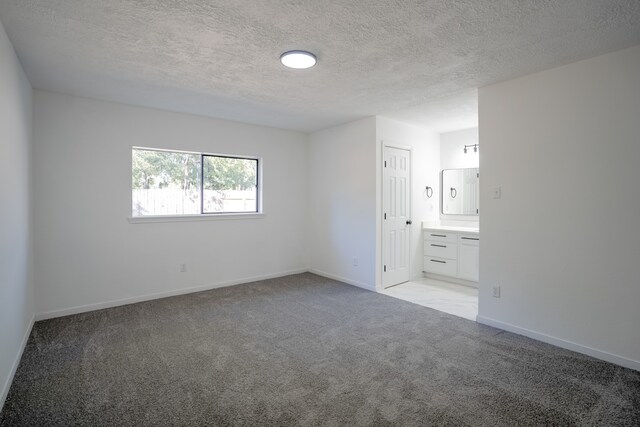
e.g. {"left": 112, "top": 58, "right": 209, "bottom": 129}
{"left": 441, "top": 168, "right": 479, "bottom": 216}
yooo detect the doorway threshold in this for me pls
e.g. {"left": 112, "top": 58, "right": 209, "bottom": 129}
{"left": 382, "top": 278, "right": 478, "bottom": 321}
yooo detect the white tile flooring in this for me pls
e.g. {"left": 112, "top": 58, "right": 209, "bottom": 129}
{"left": 381, "top": 277, "right": 478, "bottom": 321}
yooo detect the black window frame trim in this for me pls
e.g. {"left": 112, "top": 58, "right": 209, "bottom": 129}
{"left": 201, "top": 153, "right": 260, "bottom": 215}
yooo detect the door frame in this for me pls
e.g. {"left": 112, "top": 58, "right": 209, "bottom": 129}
{"left": 381, "top": 141, "right": 413, "bottom": 289}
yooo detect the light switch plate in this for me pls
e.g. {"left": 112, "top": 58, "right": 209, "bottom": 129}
{"left": 493, "top": 186, "right": 502, "bottom": 199}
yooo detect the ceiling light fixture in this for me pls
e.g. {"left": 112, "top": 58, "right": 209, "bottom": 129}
{"left": 280, "top": 50, "right": 317, "bottom": 69}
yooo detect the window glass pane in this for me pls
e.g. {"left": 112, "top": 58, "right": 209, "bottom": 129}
{"left": 132, "top": 149, "right": 201, "bottom": 216}
{"left": 203, "top": 156, "right": 258, "bottom": 213}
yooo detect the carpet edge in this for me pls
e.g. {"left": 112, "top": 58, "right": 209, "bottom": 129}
{"left": 35, "top": 268, "right": 309, "bottom": 321}
{"left": 477, "top": 315, "right": 640, "bottom": 371}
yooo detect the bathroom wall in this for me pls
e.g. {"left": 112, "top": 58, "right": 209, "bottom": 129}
{"left": 439, "top": 128, "right": 479, "bottom": 226}
{"left": 440, "top": 128, "right": 479, "bottom": 170}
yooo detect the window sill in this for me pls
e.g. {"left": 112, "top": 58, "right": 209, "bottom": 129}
{"left": 128, "top": 213, "right": 265, "bottom": 224}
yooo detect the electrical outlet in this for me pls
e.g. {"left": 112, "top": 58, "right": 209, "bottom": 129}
{"left": 353, "top": 257, "right": 358, "bottom": 267}
{"left": 492, "top": 286, "right": 501, "bottom": 298}
{"left": 180, "top": 263, "right": 187, "bottom": 273}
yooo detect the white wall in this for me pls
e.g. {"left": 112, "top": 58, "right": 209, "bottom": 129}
{"left": 440, "top": 128, "right": 479, "bottom": 170}
{"left": 0, "top": 20, "right": 34, "bottom": 408}
{"left": 376, "top": 117, "right": 440, "bottom": 280}
{"left": 439, "top": 128, "right": 480, "bottom": 226}
{"left": 308, "top": 117, "right": 378, "bottom": 290}
{"left": 33, "top": 91, "right": 309, "bottom": 317}
{"left": 478, "top": 44, "right": 640, "bottom": 369}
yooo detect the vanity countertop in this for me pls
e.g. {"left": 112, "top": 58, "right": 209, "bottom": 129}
{"left": 422, "top": 224, "right": 479, "bottom": 234}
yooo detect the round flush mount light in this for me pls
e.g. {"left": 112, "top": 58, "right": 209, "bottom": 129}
{"left": 280, "top": 50, "right": 317, "bottom": 69}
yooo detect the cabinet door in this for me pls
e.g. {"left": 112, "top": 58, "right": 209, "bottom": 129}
{"left": 458, "top": 244, "right": 479, "bottom": 281}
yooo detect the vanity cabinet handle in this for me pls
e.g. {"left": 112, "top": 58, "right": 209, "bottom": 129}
{"left": 431, "top": 244, "right": 446, "bottom": 248}
{"left": 461, "top": 237, "right": 479, "bottom": 241}
{"left": 431, "top": 234, "right": 447, "bottom": 237}
{"left": 430, "top": 259, "right": 446, "bottom": 264}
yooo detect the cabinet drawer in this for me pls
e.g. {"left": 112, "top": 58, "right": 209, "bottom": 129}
{"left": 423, "top": 231, "right": 457, "bottom": 243}
{"left": 424, "top": 241, "right": 457, "bottom": 259}
{"left": 458, "top": 234, "right": 480, "bottom": 246}
{"left": 424, "top": 256, "right": 457, "bottom": 276}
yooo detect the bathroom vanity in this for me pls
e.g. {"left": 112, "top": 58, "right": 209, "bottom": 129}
{"left": 423, "top": 225, "right": 479, "bottom": 284}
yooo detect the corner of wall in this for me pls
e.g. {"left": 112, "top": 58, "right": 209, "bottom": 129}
{"left": 0, "top": 17, "right": 36, "bottom": 410}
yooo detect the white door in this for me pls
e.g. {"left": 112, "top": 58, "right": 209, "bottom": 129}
{"left": 383, "top": 146, "right": 411, "bottom": 288}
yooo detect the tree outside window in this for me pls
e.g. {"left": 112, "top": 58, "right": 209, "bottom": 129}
{"left": 132, "top": 148, "right": 258, "bottom": 216}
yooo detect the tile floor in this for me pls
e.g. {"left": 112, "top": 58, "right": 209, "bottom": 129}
{"left": 382, "top": 277, "right": 478, "bottom": 321}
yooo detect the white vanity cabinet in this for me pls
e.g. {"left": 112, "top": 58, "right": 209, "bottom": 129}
{"left": 423, "top": 231, "right": 458, "bottom": 277}
{"left": 457, "top": 234, "right": 479, "bottom": 281}
{"left": 423, "top": 226, "right": 479, "bottom": 284}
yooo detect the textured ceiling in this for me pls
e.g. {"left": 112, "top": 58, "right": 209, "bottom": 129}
{"left": 1, "top": 1, "right": 640, "bottom": 132}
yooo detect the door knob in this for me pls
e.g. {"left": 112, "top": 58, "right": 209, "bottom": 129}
{"left": 406, "top": 220, "right": 412, "bottom": 225}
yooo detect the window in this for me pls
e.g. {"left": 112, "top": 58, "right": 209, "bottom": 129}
{"left": 132, "top": 147, "right": 259, "bottom": 217}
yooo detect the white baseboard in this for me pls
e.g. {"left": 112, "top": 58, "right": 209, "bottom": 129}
{"left": 1, "top": 314, "right": 35, "bottom": 411}
{"left": 36, "top": 268, "right": 376, "bottom": 322}
{"left": 423, "top": 272, "right": 478, "bottom": 288}
{"left": 476, "top": 315, "right": 640, "bottom": 372}
{"left": 35, "top": 268, "right": 308, "bottom": 321}
{"left": 309, "top": 269, "right": 376, "bottom": 292}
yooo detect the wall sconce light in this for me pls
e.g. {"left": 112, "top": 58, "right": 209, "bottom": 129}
{"left": 464, "top": 144, "right": 479, "bottom": 154}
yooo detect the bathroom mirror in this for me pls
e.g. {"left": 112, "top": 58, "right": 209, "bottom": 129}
{"left": 441, "top": 168, "right": 479, "bottom": 215}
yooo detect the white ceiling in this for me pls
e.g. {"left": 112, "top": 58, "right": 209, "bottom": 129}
{"left": 1, "top": 1, "right": 639, "bottom": 133}
{"left": 387, "top": 89, "right": 479, "bottom": 134}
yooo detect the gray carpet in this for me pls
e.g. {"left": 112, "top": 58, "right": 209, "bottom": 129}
{"left": 1, "top": 273, "right": 638, "bottom": 426}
